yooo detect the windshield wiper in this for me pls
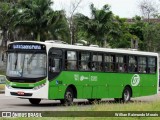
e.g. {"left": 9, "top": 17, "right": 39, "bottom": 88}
{"left": 14, "top": 53, "right": 18, "bottom": 70}
{"left": 28, "top": 52, "right": 36, "bottom": 64}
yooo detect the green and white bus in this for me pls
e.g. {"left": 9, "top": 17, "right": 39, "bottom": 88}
{"left": 5, "top": 41, "right": 159, "bottom": 105}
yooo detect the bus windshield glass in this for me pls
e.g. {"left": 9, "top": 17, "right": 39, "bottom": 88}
{"left": 6, "top": 52, "right": 47, "bottom": 78}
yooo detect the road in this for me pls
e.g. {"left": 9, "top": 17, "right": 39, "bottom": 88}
{"left": 0, "top": 93, "right": 160, "bottom": 111}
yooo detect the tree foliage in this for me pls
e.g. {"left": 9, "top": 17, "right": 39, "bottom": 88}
{"left": 14, "top": 0, "right": 69, "bottom": 41}
{"left": 143, "top": 23, "right": 160, "bottom": 52}
{"left": 75, "top": 4, "right": 114, "bottom": 47}
{"left": 0, "top": 0, "right": 70, "bottom": 46}
{"left": 0, "top": 1, "right": 160, "bottom": 52}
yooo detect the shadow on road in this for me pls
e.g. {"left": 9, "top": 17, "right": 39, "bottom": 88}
{"left": 10, "top": 99, "right": 151, "bottom": 107}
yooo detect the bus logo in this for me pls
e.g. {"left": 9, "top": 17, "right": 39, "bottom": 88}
{"left": 131, "top": 74, "right": 140, "bottom": 86}
{"left": 80, "top": 76, "right": 89, "bottom": 81}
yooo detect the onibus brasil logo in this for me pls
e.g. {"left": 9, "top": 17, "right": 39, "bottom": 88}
{"left": 131, "top": 74, "right": 140, "bottom": 86}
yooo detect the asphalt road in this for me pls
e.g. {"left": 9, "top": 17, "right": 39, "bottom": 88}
{"left": 0, "top": 93, "right": 160, "bottom": 111}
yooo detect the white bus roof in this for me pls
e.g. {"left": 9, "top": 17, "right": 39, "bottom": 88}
{"left": 9, "top": 41, "right": 158, "bottom": 57}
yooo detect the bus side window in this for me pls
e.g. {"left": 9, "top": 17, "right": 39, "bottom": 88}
{"left": 79, "top": 52, "right": 90, "bottom": 71}
{"left": 148, "top": 57, "right": 156, "bottom": 73}
{"left": 91, "top": 62, "right": 96, "bottom": 71}
{"left": 104, "top": 54, "right": 114, "bottom": 72}
{"left": 116, "top": 55, "right": 125, "bottom": 72}
{"left": 129, "top": 56, "right": 137, "bottom": 73}
{"left": 66, "top": 51, "right": 77, "bottom": 70}
{"left": 81, "top": 62, "right": 88, "bottom": 70}
{"left": 138, "top": 57, "right": 147, "bottom": 73}
{"left": 111, "top": 64, "right": 114, "bottom": 71}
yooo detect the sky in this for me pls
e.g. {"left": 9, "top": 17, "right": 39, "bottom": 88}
{"left": 51, "top": 0, "right": 142, "bottom": 18}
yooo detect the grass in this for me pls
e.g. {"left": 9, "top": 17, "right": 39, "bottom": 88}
{"left": 66, "top": 100, "right": 160, "bottom": 111}
{"left": 1, "top": 101, "right": 160, "bottom": 120}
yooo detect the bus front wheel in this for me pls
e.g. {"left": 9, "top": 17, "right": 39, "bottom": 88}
{"left": 60, "top": 87, "right": 74, "bottom": 106}
{"left": 29, "top": 98, "right": 41, "bottom": 105}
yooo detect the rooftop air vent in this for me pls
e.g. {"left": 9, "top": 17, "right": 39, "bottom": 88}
{"left": 89, "top": 44, "right": 99, "bottom": 47}
{"left": 45, "top": 40, "right": 67, "bottom": 44}
{"left": 74, "top": 43, "right": 83, "bottom": 46}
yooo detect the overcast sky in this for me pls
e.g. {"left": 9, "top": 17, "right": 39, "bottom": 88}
{"left": 51, "top": 0, "right": 142, "bottom": 18}
{"left": 52, "top": 0, "right": 160, "bottom": 18}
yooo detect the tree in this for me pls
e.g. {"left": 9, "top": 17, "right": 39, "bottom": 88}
{"left": 74, "top": 13, "right": 91, "bottom": 44}
{"left": 128, "top": 16, "right": 147, "bottom": 50}
{"left": 139, "top": 0, "right": 159, "bottom": 21}
{"left": 75, "top": 4, "right": 113, "bottom": 47}
{"left": 143, "top": 23, "right": 160, "bottom": 51}
{"left": 108, "top": 16, "right": 136, "bottom": 49}
{"left": 0, "top": 0, "right": 16, "bottom": 48}
{"left": 49, "top": 11, "right": 70, "bottom": 43}
{"left": 15, "top": 0, "right": 64, "bottom": 41}
{"left": 67, "top": 0, "right": 83, "bottom": 44}
{"left": 138, "top": 0, "right": 160, "bottom": 51}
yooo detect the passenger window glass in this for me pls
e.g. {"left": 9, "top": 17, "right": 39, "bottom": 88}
{"left": 116, "top": 56, "right": 127, "bottom": 72}
{"left": 148, "top": 57, "right": 156, "bottom": 73}
{"left": 79, "top": 52, "right": 90, "bottom": 71}
{"left": 65, "top": 51, "right": 77, "bottom": 70}
{"left": 104, "top": 55, "right": 115, "bottom": 72}
{"left": 92, "top": 54, "right": 103, "bottom": 71}
{"left": 129, "top": 56, "right": 138, "bottom": 73}
{"left": 138, "top": 57, "right": 147, "bottom": 73}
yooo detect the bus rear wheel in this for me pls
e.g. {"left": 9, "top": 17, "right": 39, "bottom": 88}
{"left": 122, "top": 87, "right": 131, "bottom": 102}
{"left": 60, "top": 87, "right": 74, "bottom": 106}
{"left": 29, "top": 98, "right": 41, "bottom": 105}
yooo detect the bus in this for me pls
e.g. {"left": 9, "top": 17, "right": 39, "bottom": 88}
{"left": 5, "top": 41, "right": 159, "bottom": 105}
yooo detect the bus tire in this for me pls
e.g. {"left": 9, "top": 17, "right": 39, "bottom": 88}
{"left": 29, "top": 98, "right": 41, "bottom": 105}
{"left": 60, "top": 87, "right": 74, "bottom": 106}
{"left": 122, "top": 86, "right": 131, "bottom": 103}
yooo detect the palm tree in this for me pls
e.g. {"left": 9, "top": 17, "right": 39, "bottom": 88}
{"left": 15, "top": 0, "right": 65, "bottom": 41}
{"left": 75, "top": 4, "right": 113, "bottom": 47}
{"left": 0, "top": 1, "right": 14, "bottom": 48}
{"left": 49, "top": 11, "right": 70, "bottom": 43}
{"left": 89, "top": 4, "right": 113, "bottom": 47}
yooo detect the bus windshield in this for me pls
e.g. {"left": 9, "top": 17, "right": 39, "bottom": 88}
{"left": 6, "top": 52, "right": 47, "bottom": 78}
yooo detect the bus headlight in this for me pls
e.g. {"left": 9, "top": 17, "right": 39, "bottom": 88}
{"left": 33, "top": 83, "right": 46, "bottom": 90}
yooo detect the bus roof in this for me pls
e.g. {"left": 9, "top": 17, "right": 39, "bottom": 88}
{"left": 9, "top": 41, "right": 158, "bottom": 57}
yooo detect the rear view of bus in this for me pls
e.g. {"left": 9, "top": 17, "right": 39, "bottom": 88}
{"left": 5, "top": 42, "right": 48, "bottom": 104}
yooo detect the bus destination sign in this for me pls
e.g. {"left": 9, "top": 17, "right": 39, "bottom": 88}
{"left": 8, "top": 43, "right": 46, "bottom": 51}
{"left": 13, "top": 44, "right": 41, "bottom": 50}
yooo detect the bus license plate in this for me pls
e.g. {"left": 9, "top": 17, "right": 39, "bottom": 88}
{"left": 17, "top": 91, "right": 25, "bottom": 95}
